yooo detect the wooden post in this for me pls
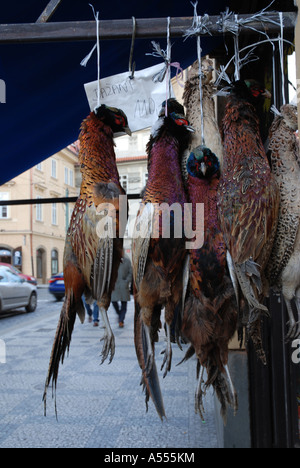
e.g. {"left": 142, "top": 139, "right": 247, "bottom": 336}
{"left": 36, "top": 0, "right": 63, "bottom": 23}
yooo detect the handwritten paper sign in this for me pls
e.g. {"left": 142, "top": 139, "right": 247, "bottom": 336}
{"left": 84, "top": 64, "right": 174, "bottom": 133}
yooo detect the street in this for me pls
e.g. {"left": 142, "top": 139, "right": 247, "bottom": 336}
{"left": 0, "top": 288, "right": 218, "bottom": 449}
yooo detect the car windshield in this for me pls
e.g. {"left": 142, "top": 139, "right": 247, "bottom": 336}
{"left": 0, "top": 268, "right": 22, "bottom": 283}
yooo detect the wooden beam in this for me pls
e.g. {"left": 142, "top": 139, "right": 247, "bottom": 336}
{"left": 0, "top": 12, "right": 297, "bottom": 44}
{"left": 36, "top": 0, "right": 63, "bottom": 24}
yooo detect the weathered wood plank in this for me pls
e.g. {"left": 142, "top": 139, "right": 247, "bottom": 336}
{"left": 0, "top": 13, "right": 296, "bottom": 44}
{"left": 36, "top": 0, "right": 63, "bottom": 24}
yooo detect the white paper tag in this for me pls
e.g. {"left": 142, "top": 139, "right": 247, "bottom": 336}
{"left": 84, "top": 64, "right": 174, "bottom": 133}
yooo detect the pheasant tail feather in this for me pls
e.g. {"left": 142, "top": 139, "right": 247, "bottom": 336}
{"left": 43, "top": 290, "right": 78, "bottom": 415}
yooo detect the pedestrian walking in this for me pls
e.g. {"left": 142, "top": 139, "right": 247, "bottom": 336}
{"left": 111, "top": 253, "right": 132, "bottom": 328}
{"left": 82, "top": 296, "right": 100, "bottom": 327}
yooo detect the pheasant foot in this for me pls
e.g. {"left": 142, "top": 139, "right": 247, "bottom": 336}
{"left": 224, "top": 364, "right": 238, "bottom": 416}
{"left": 99, "top": 307, "right": 115, "bottom": 364}
{"left": 195, "top": 366, "right": 206, "bottom": 421}
{"left": 161, "top": 323, "right": 172, "bottom": 378}
{"left": 143, "top": 324, "right": 154, "bottom": 376}
{"left": 285, "top": 297, "right": 300, "bottom": 341}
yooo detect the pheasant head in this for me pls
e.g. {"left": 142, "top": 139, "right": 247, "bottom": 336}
{"left": 187, "top": 146, "right": 220, "bottom": 179}
{"left": 280, "top": 104, "right": 298, "bottom": 131}
{"left": 94, "top": 104, "right": 132, "bottom": 135}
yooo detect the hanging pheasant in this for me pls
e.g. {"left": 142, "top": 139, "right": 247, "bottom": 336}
{"left": 44, "top": 105, "right": 131, "bottom": 412}
{"left": 266, "top": 104, "right": 300, "bottom": 340}
{"left": 182, "top": 58, "right": 224, "bottom": 182}
{"left": 217, "top": 80, "right": 279, "bottom": 363}
{"left": 133, "top": 99, "right": 193, "bottom": 420}
{"left": 179, "top": 146, "right": 238, "bottom": 422}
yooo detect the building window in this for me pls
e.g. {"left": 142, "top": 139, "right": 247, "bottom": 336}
{"left": 36, "top": 248, "right": 46, "bottom": 281}
{"left": 51, "top": 159, "right": 57, "bottom": 179}
{"left": 51, "top": 249, "right": 59, "bottom": 276}
{"left": 0, "top": 248, "right": 12, "bottom": 264}
{"left": 120, "top": 175, "right": 128, "bottom": 192}
{"left": 64, "top": 167, "right": 74, "bottom": 187}
{"left": 52, "top": 203, "right": 57, "bottom": 225}
{"left": 143, "top": 173, "right": 148, "bottom": 187}
{"left": 36, "top": 197, "right": 43, "bottom": 222}
{"left": 0, "top": 193, "right": 9, "bottom": 219}
{"left": 69, "top": 169, "right": 74, "bottom": 187}
{"left": 36, "top": 162, "right": 42, "bottom": 171}
{"left": 64, "top": 167, "right": 69, "bottom": 185}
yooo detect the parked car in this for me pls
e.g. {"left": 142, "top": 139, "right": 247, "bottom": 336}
{"left": 0, "top": 266, "right": 37, "bottom": 314}
{"left": 49, "top": 272, "right": 65, "bottom": 301}
{"left": 0, "top": 262, "right": 37, "bottom": 285}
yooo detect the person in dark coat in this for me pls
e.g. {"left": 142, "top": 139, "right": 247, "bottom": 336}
{"left": 111, "top": 253, "right": 133, "bottom": 328}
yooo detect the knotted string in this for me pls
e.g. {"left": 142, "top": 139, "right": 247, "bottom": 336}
{"left": 166, "top": 16, "right": 172, "bottom": 109}
{"left": 197, "top": 33, "right": 205, "bottom": 146}
{"left": 147, "top": 18, "right": 184, "bottom": 117}
{"left": 233, "top": 15, "right": 241, "bottom": 82}
{"left": 184, "top": 2, "right": 213, "bottom": 146}
{"left": 278, "top": 12, "right": 286, "bottom": 105}
{"left": 80, "top": 4, "right": 101, "bottom": 110}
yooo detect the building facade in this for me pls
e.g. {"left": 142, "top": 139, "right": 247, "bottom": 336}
{"left": 0, "top": 148, "right": 79, "bottom": 283}
{"left": 116, "top": 155, "right": 148, "bottom": 258}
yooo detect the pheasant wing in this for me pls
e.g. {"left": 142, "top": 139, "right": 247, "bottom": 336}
{"left": 218, "top": 173, "right": 279, "bottom": 266}
{"left": 132, "top": 202, "right": 155, "bottom": 291}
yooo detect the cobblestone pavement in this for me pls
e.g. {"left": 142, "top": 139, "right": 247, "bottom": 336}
{"left": 0, "top": 296, "right": 218, "bottom": 448}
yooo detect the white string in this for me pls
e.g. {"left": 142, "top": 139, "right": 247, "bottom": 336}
{"left": 272, "top": 43, "right": 277, "bottom": 109}
{"left": 80, "top": 4, "right": 101, "bottom": 109}
{"left": 80, "top": 44, "right": 97, "bottom": 67}
{"left": 183, "top": 2, "right": 212, "bottom": 39}
{"left": 215, "top": 37, "right": 294, "bottom": 91}
{"left": 197, "top": 30, "right": 205, "bottom": 146}
{"left": 96, "top": 10, "right": 101, "bottom": 109}
{"left": 270, "top": 104, "right": 282, "bottom": 117}
{"left": 234, "top": 14, "right": 240, "bottom": 82}
{"left": 146, "top": 17, "right": 172, "bottom": 116}
{"left": 279, "top": 12, "right": 286, "bottom": 105}
{"left": 166, "top": 17, "right": 172, "bottom": 113}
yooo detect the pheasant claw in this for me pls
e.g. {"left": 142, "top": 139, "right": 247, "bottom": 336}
{"left": 195, "top": 366, "right": 206, "bottom": 421}
{"left": 143, "top": 324, "right": 154, "bottom": 376}
{"left": 286, "top": 320, "right": 300, "bottom": 342}
{"left": 161, "top": 324, "right": 172, "bottom": 378}
{"left": 285, "top": 298, "right": 300, "bottom": 342}
{"left": 100, "top": 332, "right": 115, "bottom": 364}
{"left": 99, "top": 307, "right": 115, "bottom": 364}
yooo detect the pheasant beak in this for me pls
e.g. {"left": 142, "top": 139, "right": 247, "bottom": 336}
{"left": 124, "top": 126, "right": 132, "bottom": 136}
{"left": 186, "top": 125, "right": 195, "bottom": 133}
{"left": 200, "top": 162, "right": 207, "bottom": 176}
{"left": 262, "top": 89, "right": 272, "bottom": 99}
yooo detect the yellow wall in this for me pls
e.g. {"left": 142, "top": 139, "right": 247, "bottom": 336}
{"left": 0, "top": 148, "right": 78, "bottom": 282}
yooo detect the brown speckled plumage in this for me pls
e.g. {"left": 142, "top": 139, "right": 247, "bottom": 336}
{"left": 180, "top": 149, "right": 238, "bottom": 422}
{"left": 217, "top": 81, "right": 279, "bottom": 362}
{"left": 44, "top": 106, "right": 130, "bottom": 413}
{"left": 133, "top": 99, "right": 191, "bottom": 420}
{"left": 182, "top": 58, "right": 224, "bottom": 182}
{"left": 266, "top": 104, "right": 300, "bottom": 339}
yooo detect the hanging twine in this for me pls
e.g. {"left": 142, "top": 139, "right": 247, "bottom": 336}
{"left": 270, "top": 104, "right": 282, "bottom": 117}
{"left": 80, "top": 4, "right": 101, "bottom": 110}
{"left": 215, "top": 1, "right": 282, "bottom": 89}
{"left": 233, "top": 15, "right": 240, "bottom": 82}
{"left": 278, "top": 12, "right": 286, "bottom": 106}
{"left": 216, "top": 2, "right": 279, "bottom": 36}
{"left": 166, "top": 16, "right": 172, "bottom": 111}
{"left": 197, "top": 33, "right": 205, "bottom": 146}
{"left": 147, "top": 18, "right": 184, "bottom": 117}
{"left": 183, "top": 2, "right": 213, "bottom": 146}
